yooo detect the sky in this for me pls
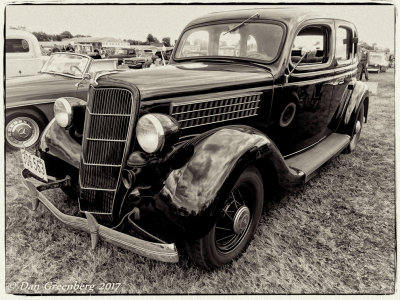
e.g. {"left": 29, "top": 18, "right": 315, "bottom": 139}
{"left": 5, "top": 3, "right": 396, "bottom": 51}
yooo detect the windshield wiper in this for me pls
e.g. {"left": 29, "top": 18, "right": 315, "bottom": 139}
{"left": 223, "top": 12, "right": 260, "bottom": 35}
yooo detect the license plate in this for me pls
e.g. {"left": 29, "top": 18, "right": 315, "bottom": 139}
{"left": 21, "top": 149, "right": 48, "bottom": 182}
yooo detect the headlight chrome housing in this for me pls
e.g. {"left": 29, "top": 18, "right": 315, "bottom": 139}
{"left": 136, "top": 113, "right": 180, "bottom": 154}
{"left": 54, "top": 97, "right": 87, "bottom": 129}
{"left": 54, "top": 97, "right": 72, "bottom": 128}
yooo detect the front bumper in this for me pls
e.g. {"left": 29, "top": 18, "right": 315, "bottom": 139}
{"left": 21, "top": 169, "right": 179, "bottom": 263}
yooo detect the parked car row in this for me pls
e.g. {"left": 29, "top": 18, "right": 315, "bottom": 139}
{"left": 10, "top": 8, "right": 369, "bottom": 270}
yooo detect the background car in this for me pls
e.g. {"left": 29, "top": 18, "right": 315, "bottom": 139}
{"left": 367, "top": 50, "right": 390, "bottom": 73}
{"left": 6, "top": 29, "right": 48, "bottom": 78}
{"left": 5, "top": 52, "right": 119, "bottom": 150}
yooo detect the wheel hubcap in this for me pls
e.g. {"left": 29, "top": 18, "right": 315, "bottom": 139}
{"left": 233, "top": 206, "right": 250, "bottom": 234}
{"left": 6, "top": 117, "right": 40, "bottom": 148}
{"left": 215, "top": 185, "right": 254, "bottom": 253}
{"left": 11, "top": 122, "right": 33, "bottom": 140}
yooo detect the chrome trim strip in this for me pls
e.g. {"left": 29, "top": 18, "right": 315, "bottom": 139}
{"left": 180, "top": 114, "right": 259, "bottom": 130}
{"left": 284, "top": 69, "right": 357, "bottom": 87}
{"left": 176, "top": 107, "right": 260, "bottom": 123}
{"left": 81, "top": 161, "right": 122, "bottom": 167}
{"left": 6, "top": 99, "right": 56, "bottom": 109}
{"left": 86, "top": 138, "right": 127, "bottom": 142}
{"left": 171, "top": 92, "right": 262, "bottom": 108}
{"left": 86, "top": 107, "right": 131, "bottom": 117}
{"left": 290, "top": 62, "right": 358, "bottom": 79}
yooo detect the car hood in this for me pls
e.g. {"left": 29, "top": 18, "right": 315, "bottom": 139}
{"left": 96, "top": 62, "right": 274, "bottom": 100}
{"left": 6, "top": 73, "right": 80, "bottom": 107}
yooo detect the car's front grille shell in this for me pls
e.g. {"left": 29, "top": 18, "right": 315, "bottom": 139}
{"left": 79, "top": 87, "right": 135, "bottom": 214}
{"left": 170, "top": 92, "right": 262, "bottom": 130}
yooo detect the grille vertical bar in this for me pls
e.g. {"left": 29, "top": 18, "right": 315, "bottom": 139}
{"left": 79, "top": 87, "right": 135, "bottom": 214}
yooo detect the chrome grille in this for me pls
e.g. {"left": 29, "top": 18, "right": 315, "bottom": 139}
{"left": 171, "top": 92, "right": 262, "bottom": 129}
{"left": 79, "top": 87, "right": 135, "bottom": 214}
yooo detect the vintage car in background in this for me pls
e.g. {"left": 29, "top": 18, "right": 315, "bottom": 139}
{"left": 5, "top": 52, "right": 119, "bottom": 150}
{"left": 123, "top": 49, "right": 155, "bottom": 69}
{"left": 367, "top": 50, "right": 389, "bottom": 73}
{"left": 6, "top": 29, "right": 48, "bottom": 78}
{"left": 109, "top": 48, "right": 138, "bottom": 65}
{"left": 21, "top": 8, "right": 369, "bottom": 270}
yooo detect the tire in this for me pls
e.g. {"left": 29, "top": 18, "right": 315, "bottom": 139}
{"left": 5, "top": 111, "right": 46, "bottom": 151}
{"left": 344, "top": 102, "right": 364, "bottom": 154}
{"left": 185, "top": 166, "right": 264, "bottom": 270}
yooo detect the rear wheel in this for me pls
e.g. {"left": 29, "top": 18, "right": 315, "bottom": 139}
{"left": 185, "top": 166, "right": 263, "bottom": 270}
{"left": 344, "top": 103, "right": 364, "bottom": 154}
{"left": 5, "top": 111, "right": 46, "bottom": 151}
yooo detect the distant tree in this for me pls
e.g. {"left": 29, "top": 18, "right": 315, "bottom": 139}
{"left": 162, "top": 37, "right": 171, "bottom": 47}
{"left": 60, "top": 31, "right": 73, "bottom": 39}
{"left": 146, "top": 33, "right": 159, "bottom": 45}
{"left": 32, "top": 31, "right": 50, "bottom": 41}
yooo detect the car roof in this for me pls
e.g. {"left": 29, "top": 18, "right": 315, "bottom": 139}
{"left": 185, "top": 7, "right": 351, "bottom": 28}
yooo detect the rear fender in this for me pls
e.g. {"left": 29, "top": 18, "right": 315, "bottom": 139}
{"left": 343, "top": 80, "right": 369, "bottom": 131}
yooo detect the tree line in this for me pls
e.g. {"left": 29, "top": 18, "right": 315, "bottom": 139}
{"left": 26, "top": 29, "right": 171, "bottom": 47}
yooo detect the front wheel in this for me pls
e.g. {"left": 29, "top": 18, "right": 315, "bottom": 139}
{"left": 5, "top": 112, "right": 46, "bottom": 151}
{"left": 185, "top": 166, "right": 264, "bottom": 270}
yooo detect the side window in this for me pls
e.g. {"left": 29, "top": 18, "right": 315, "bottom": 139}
{"left": 291, "top": 25, "right": 329, "bottom": 65}
{"left": 6, "top": 39, "right": 30, "bottom": 53}
{"left": 336, "top": 27, "right": 352, "bottom": 62}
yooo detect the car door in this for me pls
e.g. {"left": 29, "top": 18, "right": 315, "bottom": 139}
{"left": 267, "top": 19, "right": 338, "bottom": 156}
{"left": 329, "top": 21, "right": 358, "bottom": 131}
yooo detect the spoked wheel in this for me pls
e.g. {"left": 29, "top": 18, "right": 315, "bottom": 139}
{"left": 186, "top": 166, "right": 263, "bottom": 270}
{"left": 344, "top": 102, "right": 364, "bottom": 154}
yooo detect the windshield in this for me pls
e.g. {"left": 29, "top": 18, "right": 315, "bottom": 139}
{"left": 175, "top": 22, "right": 284, "bottom": 62}
{"left": 41, "top": 53, "right": 90, "bottom": 77}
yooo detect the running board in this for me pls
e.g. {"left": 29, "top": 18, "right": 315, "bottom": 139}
{"left": 285, "top": 133, "right": 350, "bottom": 182}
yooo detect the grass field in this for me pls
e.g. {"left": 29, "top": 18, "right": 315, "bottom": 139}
{"left": 5, "top": 69, "right": 395, "bottom": 294}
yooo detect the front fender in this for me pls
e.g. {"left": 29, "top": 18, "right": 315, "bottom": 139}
{"left": 160, "top": 125, "right": 302, "bottom": 217}
{"left": 39, "top": 119, "right": 81, "bottom": 168}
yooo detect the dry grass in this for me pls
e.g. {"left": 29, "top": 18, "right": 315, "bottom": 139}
{"left": 4, "top": 70, "right": 395, "bottom": 294}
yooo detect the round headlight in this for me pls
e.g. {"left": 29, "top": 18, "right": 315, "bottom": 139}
{"left": 54, "top": 97, "right": 72, "bottom": 128}
{"left": 136, "top": 114, "right": 165, "bottom": 153}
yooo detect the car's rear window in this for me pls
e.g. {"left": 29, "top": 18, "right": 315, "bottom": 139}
{"left": 6, "top": 39, "right": 30, "bottom": 53}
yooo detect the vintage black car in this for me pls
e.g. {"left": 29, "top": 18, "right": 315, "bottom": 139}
{"left": 21, "top": 8, "right": 369, "bottom": 270}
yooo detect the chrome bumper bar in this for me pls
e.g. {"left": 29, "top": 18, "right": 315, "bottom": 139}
{"left": 21, "top": 169, "right": 179, "bottom": 263}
